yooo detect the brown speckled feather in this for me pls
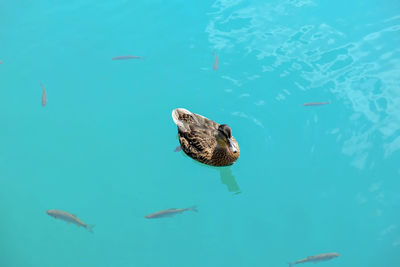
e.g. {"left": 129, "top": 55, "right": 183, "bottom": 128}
{"left": 172, "top": 108, "right": 240, "bottom": 166}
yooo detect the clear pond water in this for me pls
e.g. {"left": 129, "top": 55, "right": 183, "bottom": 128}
{"left": 1, "top": 0, "right": 400, "bottom": 266}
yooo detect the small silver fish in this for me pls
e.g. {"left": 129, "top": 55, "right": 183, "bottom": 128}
{"left": 145, "top": 206, "right": 198, "bottom": 219}
{"left": 41, "top": 83, "right": 47, "bottom": 107}
{"left": 46, "top": 209, "right": 94, "bottom": 233}
{"left": 213, "top": 52, "right": 218, "bottom": 71}
{"left": 112, "top": 55, "right": 144, "bottom": 60}
{"left": 302, "top": 101, "right": 331, "bottom": 107}
{"left": 174, "top": 146, "right": 182, "bottom": 152}
{"left": 289, "top": 252, "right": 340, "bottom": 266}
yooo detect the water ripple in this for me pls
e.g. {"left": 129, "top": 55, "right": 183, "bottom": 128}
{"left": 206, "top": 0, "right": 400, "bottom": 163}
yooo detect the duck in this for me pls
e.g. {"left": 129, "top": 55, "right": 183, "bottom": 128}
{"left": 172, "top": 108, "right": 240, "bottom": 166}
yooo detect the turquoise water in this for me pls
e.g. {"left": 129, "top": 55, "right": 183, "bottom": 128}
{"left": 1, "top": 0, "right": 400, "bottom": 266}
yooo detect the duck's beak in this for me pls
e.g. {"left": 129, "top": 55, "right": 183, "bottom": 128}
{"left": 228, "top": 138, "right": 238, "bottom": 153}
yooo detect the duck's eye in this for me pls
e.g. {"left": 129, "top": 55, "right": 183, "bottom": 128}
{"left": 219, "top": 124, "right": 232, "bottom": 138}
{"left": 224, "top": 128, "right": 232, "bottom": 138}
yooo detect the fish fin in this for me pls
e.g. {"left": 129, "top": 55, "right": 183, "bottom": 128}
{"left": 187, "top": 206, "right": 198, "bottom": 212}
{"left": 288, "top": 263, "right": 294, "bottom": 267}
{"left": 86, "top": 224, "right": 95, "bottom": 233}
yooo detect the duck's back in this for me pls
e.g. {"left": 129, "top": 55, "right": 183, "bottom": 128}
{"left": 172, "top": 108, "right": 219, "bottom": 133}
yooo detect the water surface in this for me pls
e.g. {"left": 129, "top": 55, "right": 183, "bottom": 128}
{"left": 1, "top": 1, "right": 400, "bottom": 266}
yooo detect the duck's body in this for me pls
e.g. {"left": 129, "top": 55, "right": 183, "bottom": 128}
{"left": 172, "top": 108, "right": 240, "bottom": 166}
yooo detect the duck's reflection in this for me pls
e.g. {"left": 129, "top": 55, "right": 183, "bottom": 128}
{"left": 193, "top": 159, "right": 241, "bottom": 194}
{"left": 218, "top": 166, "right": 241, "bottom": 194}
{"left": 174, "top": 144, "right": 241, "bottom": 194}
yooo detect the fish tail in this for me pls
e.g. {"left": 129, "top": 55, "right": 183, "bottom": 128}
{"left": 86, "top": 224, "right": 95, "bottom": 233}
{"left": 187, "top": 206, "right": 198, "bottom": 212}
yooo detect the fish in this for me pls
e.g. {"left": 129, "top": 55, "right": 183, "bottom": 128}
{"left": 112, "top": 55, "right": 144, "bottom": 60}
{"left": 41, "top": 83, "right": 47, "bottom": 107}
{"left": 46, "top": 209, "right": 94, "bottom": 233}
{"left": 174, "top": 146, "right": 182, "bottom": 152}
{"left": 288, "top": 252, "right": 340, "bottom": 266}
{"left": 145, "top": 206, "right": 198, "bottom": 219}
{"left": 213, "top": 52, "right": 218, "bottom": 71}
{"left": 302, "top": 101, "right": 331, "bottom": 107}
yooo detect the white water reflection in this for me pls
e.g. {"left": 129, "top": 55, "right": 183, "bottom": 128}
{"left": 206, "top": 0, "right": 400, "bottom": 164}
{"left": 221, "top": 75, "right": 242, "bottom": 87}
{"left": 231, "top": 111, "right": 264, "bottom": 128}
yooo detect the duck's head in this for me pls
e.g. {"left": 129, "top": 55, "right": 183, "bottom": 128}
{"left": 217, "top": 124, "right": 238, "bottom": 154}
